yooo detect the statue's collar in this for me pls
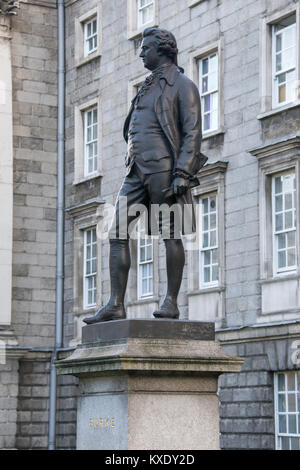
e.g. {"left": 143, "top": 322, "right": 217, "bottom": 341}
{"left": 153, "top": 63, "right": 181, "bottom": 86}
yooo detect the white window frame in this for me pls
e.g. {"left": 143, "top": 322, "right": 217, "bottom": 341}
{"left": 189, "top": 39, "right": 224, "bottom": 139}
{"left": 259, "top": 4, "right": 300, "bottom": 118}
{"left": 198, "top": 53, "right": 219, "bottom": 134}
{"left": 137, "top": 220, "right": 154, "bottom": 299}
{"left": 137, "top": 0, "right": 155, "bottom": 29}
{"left": 74, "top": 97, "right": 102, "bottom": 185}
{"left": 75, "top": 6, "right": 102, "bottom": 67}
{"left": 83, "top": 227, "right": 97, "bottom": 310}
{"left": 186, "top": 162, "right": 227, "bottom": 327}
{"left": 272, "top": 171, "right": 297, "bottom": 276}
{"left": 250, "top": 137, "right": 300, "bottom": 322}
{"left": 274, "top": 371, "right": 300, "bottom": 450}
{"left": 84, "top": 105, "right": 98, "bottom": 178}
{"left": 84, "top": 17, "right": 98, "bottom": 57}
{"left": 272, "top": 16, "right": 297, "bottom": 109}
{"left": 127, "top": 0, "right": 158, "bottom": 40}
{"left": 199, "top": 193, "right": 219, "bottom": 289}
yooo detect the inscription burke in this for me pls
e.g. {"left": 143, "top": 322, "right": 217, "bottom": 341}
{"left": 89, "top": 418, "right": 116, "bottom": 429}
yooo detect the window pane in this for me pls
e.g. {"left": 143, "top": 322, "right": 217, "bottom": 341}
{"left": 288, "top": 415, "right": 297, "bottom": 434}
{"left": 275, "top": 177, "right": 282, "bottom": 194}
{"left": 278, "top": 250, "right": 286, "bottom": 269}
{"left": 202, "top": 76, "right": 208, "bottom": 94}
{"left": 278, "top": 373, "right": 285, "bottom": 391}
{"left": 210, "top": 213, "right": 216, "bottom": 230}
{"left": 276, "top": 34, "right": 282, "bottom": 53}
{"left": 281, "top": 437, "right": 290, "bottom": 450}
{"left": 203, "top": 232, "right": 209, "bottom": 248}
{"left": 275, "top": 195, "right": 283, "bottom": 212}
{"left": 276, "top": 214, "right": 283, "bottom": 231}
{"left": 203, "top": 198, "right": 209, "bottom": 214}
{"left": 204, "top": 250, "right": 211, "bottom": 266}
{"left": 209, "top": 71, "right": 218, "bottom": 91}
{"left": 287, "top": 248, "right": 296, "bottom": 267}
{"left": 210, "top": 230, "right": 216, "bottom": 246}
{"left": 285, "top": 211, "right": 293, "bottom": 229}
{"left": 288, "top": 372, "right": 296, "bottom": 391}
{"left": 279, "top": 415, "right": 287, "bottom": 433}
{"left": 204, "top": 95, "right": 211, "bottom": 113}
{"left": 287, "top": 231, "right": 295, "bottom": 247}
{"left": 204, "top": 114, "right": 210, "bottom": 131}
{"left": 279, "top": 84, "right": 286, "bottom": 103}
{"left": 278, "top": 233, "right": 286, "bottom": 250}
{"left": 204, "top": 267, "right": 210, "bottom": 283}
{"left": 203, "top": 215, "right": 209, "bottom": 231}
{"left": 279, "top": 394, "right": 286, "bottom": 412}
{"left": 288, "top": 394, "right": 296, "bottom": 412}
{"left": 210, "top": 54, "right": 218, "bottom": 72}
{"left": 291, "top": 438, "right": 300, "bottom": 450}
{"left": 202, "top": 58, "right": 208, "bottom": 75}
{"left": 212, "top": 265, "right": 218, "bottom": 282}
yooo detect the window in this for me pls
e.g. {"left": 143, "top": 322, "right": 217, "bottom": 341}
{"left": 84, "top": 17, "right": 98, "bottom": 57}
{"left": 187, "top": 162, "right": 227, "bottom": 326}
{"left": 84, "top": 106, "right": 98, "bottom": 177}
{"left": 272, "top": 15, "right": 296, "bottom": 108}
{"left": 272, "top": 172, "right": 297, "bottom": 275}
{"left": 259, "top": 7, "right": 300, "bottom": 117}
{"left": 251, "top": 137, "right": 300, "bottom": 321}
{"left": 198, "top": 53, "right": 219, "bottom": 133}
{"left": 274, "top": 372, "right": 300, "bottom": 450}
{"left": 127, "top": 0, "right": 158, "bottom": 40}
{"left": 137, "top": 220, "right": 153, "bottom": 299}
{"left": 74, "top": 97, "right": 101, "bottom": 185}
{"left": 137, "top": 0, "right": 154, "bottom": 29}
{"left": 199, "top": 194, "right": 219, "bottom": 287}
{"left": 189, "top": 40, "right": 224, "bottom": 138}
{"left": 83, "top": 228, "right": 97, "bottom": 309}
{"left": 75, "top": 7, "right": 101, "bottom": 67}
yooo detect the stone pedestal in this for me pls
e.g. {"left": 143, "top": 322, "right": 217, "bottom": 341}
{"left": 56, "top": 320, "right": 243, "bottom": 450}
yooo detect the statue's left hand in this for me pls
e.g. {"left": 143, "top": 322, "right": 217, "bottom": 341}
{"left": 172, "top": 177, "right": 189, "bottom": 196}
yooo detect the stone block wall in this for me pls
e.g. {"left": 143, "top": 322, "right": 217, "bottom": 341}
{"left": 11, "top": 1, "right": 58, "bottom": 348}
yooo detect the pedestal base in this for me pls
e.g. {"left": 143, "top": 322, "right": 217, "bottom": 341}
{"left": 56, "top": 320, "right": 243, "bottom": 450}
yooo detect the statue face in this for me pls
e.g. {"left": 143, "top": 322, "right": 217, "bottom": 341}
{"left": 140, "top": 36, "right": 162, "bottom": 71}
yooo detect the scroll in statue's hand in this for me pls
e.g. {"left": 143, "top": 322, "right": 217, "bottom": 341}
{"left": 172, "top": 177, "right": 189, "bottom": 196}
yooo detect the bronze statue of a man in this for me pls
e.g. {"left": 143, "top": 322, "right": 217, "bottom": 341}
{"left": 84, "top": 27, "right": 206, "bottom": 324}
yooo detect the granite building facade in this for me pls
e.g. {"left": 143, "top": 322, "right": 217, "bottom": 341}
{"left": 0, "top": 0, "right": 300, "bottom": 450}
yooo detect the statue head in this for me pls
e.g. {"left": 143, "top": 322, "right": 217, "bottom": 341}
{"left": 140, "top": 27, "right": 182, "bottom": 71}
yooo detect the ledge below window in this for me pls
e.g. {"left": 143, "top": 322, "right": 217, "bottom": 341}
{"left": 76, "top": 52, "right": 102, "bottom": 68}
{"left": 127, "top": 296, "right": 159, "bottom": 307}
{"left": 257, "top": 101, "right": 300, "bottom": 120}
{"left": 73, "top": 172, "right": 103, "bottom": 186}
{"left": 187, "top": 285, "right": 225, "bottom": 296}
{"left": 189, "top": 0, "right": 206, "bottom": 7}
{"left": 202, "top": 127, "right": 225, "bottom": 141}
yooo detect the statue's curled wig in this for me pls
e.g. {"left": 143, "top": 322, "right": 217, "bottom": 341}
{"left": 142, "top": 27, "right": 184, "bottom": 73}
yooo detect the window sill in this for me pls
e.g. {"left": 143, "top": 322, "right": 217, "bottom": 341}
{"left": 202, "top": 128, "right": 225, "bottom": 141}
{"left": 189, "top": 0, "right": 206, "bottom": 7}
{"left": 73, "top": 172, "right": 103, "bottom": 186}
{"left": 127, "top": 296, "right": 159, "bottom": 306}
{"left": 127, "top": 22, "right": 158, "bottom": 41}
{"left": 76, "top": 51, "right": 101, "bottom": 68}
{"left": 257, "top": 101, "right": 300, "bottom": 120}
{"left": 259, "top": 272, "right": 300, "bottom": 285}
{"left": 187, "top": 285, "right": 225, "bottom": 296}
